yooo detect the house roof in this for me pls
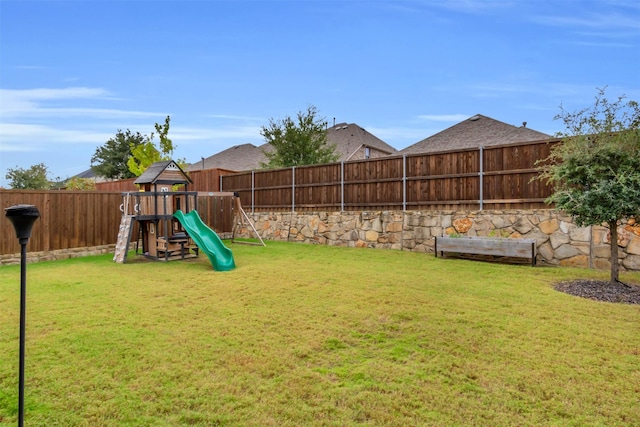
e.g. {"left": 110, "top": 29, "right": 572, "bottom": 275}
{"left": 73, "top": 168, "right": 97, "bottom": 179}
{"left": 189, "top": 123, "right": 397, "bottom": 171}
{"left": 187, "top": 144, "right": 266, "bottom": 172}
{"left": 134, "top": 160, "right": 192, "bottom": 185}
{"left": 71, "top": 168, "right": 110, "bottom": 183}
{"left": 401, "top": 114, "right": 552, "bottom": 155}
{"left": 327, "top": 123, "right": 397, "bottom": 160}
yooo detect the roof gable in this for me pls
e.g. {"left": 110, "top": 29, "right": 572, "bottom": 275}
{"left": 134, "top": 160, "right": 192, "bottom": 185}
{"left": 327, "top": 123, "right": 397, "bottom": 160}
{"left": 401, "top": 114, "right": 551, "bottom": 154}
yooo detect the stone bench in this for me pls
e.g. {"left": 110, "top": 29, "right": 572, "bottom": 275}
{"left": 434, "top": 236, "right": 537, "bottom": 267}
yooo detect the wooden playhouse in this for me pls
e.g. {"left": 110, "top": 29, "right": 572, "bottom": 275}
{"left": 114, "top": 160, "right": 199, "bottom": 262}
{"left": 113, "top": 160, "right": 263, "bottom": 265}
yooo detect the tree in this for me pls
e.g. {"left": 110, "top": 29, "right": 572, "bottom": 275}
{"left": 127, "top": 115, "right": 185, "bottom": 176}
{"left": 91, "top": 129, "right": 147, "bottom": 179}
{"left": 260, "top": 105, "right": 339, "bottom": 169}
{"left": 65, "top": 177, "right": 96, "bottom": 190}
{"left": 5, "top": 163, "right": 52, "bottom": 189}
{"left": 538, "top": 88, "right": 640, "bottom": 285}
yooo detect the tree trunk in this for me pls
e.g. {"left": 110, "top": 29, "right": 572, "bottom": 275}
{"left": 609, "top": 220, "right": 620, "bottom": 285}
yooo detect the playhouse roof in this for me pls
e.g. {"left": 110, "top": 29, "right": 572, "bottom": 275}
{"left": 134, "top": 160, "right": 192, "bottom": 186}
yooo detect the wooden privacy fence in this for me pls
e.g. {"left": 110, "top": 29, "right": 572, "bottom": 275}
{"left": 196, "top": 192, "right": 236, "bottom": 234}
{"left": 1, "top": 140, "right": 558, "bottom": 254}
{"left": 1, "top": 190, "right": 122, "bottom": 255}
{"left": 221, "top": 139, "right": 560, "bottom": 212}
{"left": 94, "top": 178, "right": 137, "bottom": 192}
{"left": 1, "top": 190, "right": 236, "bottom": 255}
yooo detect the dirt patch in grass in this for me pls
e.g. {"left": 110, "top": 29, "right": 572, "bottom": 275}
{"left": 555, "top": 279, "right": 640, "bottom": 305}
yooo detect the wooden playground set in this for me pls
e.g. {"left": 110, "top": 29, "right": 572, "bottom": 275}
{"left": 113, "top": 160, "right": 263, "bottom": 271}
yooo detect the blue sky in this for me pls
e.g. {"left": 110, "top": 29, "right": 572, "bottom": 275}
{"left": 1, "top": 0, "right": 639, "bottom": 187}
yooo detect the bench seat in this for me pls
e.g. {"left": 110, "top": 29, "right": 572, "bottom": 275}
{"left": 435, "top": 236, "right": 537, "bottom": 266}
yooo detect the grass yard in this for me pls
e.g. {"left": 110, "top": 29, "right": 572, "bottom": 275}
{"left": 1, "top": 241, "right": 639, "bottom": 426}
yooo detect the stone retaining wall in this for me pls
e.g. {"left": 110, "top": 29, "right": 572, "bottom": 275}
{"left": 0, "top": 244, "right": 116, "bottom": 266}
{"left": 236, "top": 210, "right": 640, "bottom": 271}
{"left": 3, "top": 210, "right": 638, "bottom": 272}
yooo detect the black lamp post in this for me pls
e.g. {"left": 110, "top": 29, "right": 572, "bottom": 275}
{"left": 5, "top": 204, "right": 40, "bottom": 427}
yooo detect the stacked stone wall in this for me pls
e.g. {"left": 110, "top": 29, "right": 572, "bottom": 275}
{"left": 3, "top": 210, "right": 638, "bottom": 272}
{"left": 236, "top": 210, "right": 640, "bottom": 271}
{"left": 0, "top": 244, "right": 116, "bottom": 266}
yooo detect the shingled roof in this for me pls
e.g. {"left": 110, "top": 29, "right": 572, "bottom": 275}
{"left": 327, "top": 123, "right": 397, "bottom": 160}
{"left": 189, "top": 123, "right": 396, "bottom": 171}
{"left": 401, "top": 114, "right": 551, "bottom": 155}
{"left": 134, "top": 160, "right": 192, "bottom": 185}
{"left": 188, "top": 144, "right": 266, "bottom": 172}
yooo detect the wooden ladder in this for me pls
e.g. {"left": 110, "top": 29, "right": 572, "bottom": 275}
{"left": 113, "top": 193, "right": 135, "bottom": 263}
{"left": 113, "top": 215, "right": 134, "bottom": 263}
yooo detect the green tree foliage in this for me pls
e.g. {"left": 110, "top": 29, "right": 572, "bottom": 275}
{"left": 5, "top": 163, "right": 52, "bottom": 189}
{"left": 127, "top": 116, "right": 186, "bottom": 176}
{"left": 538, "top": 88, "right": 640, "bottom": 285}
{"left": 91, "top": 129, "right": 147, "bottom": 179}
{"left": 154, "top": 115, "right": 175, "bottom": 158}
{"left": 127, "top": 140, "right": 163, "bottom": 177}
{"left": 260, "top": 105, "right": 339, "bottom": 169}
{"left": 65, "top": 177, "right": 96, "bottom": 191}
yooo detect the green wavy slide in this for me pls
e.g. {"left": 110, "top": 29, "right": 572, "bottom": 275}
{"left": 173, "top": 210, "right": 236, "bottom": 271}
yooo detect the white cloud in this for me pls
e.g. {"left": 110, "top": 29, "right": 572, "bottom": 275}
{"left": 428, "top": 0, "right": 516, "bottom": 14}
{"left": 531, "top": 12, "right": 640, "bottom": 32}
{"left": 12, "top": 65, "right": 47, "bottom": 70}
{"left": 565, "top": 40, "right": 635, "bottom": 48}
{"left": 417, "top": 114, "right": 470, "bottom": 122}
{"left": 0, "top": 87, "right": 161, "bottom": 119}
{"left": 172, "top": 125, "right": 262, "bottom": 144}
{"left": 207, "top": 114, "right": 265, "bottom": 122}
{"left": 0, "top": 123, "right": 113, "bottom": 147}
{"left": 0, "top": 87, "right": 110, "bottom": 108}
{"left": 467, "top": 83, "right": 539, "bottom": 97}
{"left": 0, "top": 85, "right": 265, "bottom": 160}
{"left": 5, "top": 107, "right": 163, "bottom": 119}
{"left": 466, "top": 81, "right": 607, "bottom": 99}
{"left": 0, "top": 142, "right": 39, "bottom": 153}
{"left": 0, "top": 86, "right": 171, "bottom": 155}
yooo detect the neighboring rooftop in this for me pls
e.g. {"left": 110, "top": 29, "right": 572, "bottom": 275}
{"left": 189, "top": 115, "right": 550, "bottom": 172}
{"left": 71, "top": 168, "right": 111, "bottom": 183}
{"left": 189, "top": 123, "right": 397, "bottom": 172}
{"left": 73, "top": 168, "right": 97, "bottom": 179}
{"left": 188, "top": 144, "right": 266, "bottom": 172}
{"left": 71, "top": 168, "right": 96, "bottom": 179}
{"left": 326, "top": 122, "right": 397, "bottom": 161}
{"left": 401, "top": 114, "right": 552, "bottom": 155}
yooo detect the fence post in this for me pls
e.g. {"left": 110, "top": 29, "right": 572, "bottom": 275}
{"left": 341, "top": 161, "right": 344, "bottom": 212}
{"left": 251, "top": 170, "right": 255, "bottom": 214}
{"left": 402, "top": 154, "right": 407, "bottom": 212}
{"left": 479, "top": 146, "right": 484, "bottom": 211}
{"left": 292, "top": 166, "right": 295, "bottom": 213}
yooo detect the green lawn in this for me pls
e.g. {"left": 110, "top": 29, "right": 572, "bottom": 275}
{"left": 1, "top": 242, "right": 639, "bottom": 426}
